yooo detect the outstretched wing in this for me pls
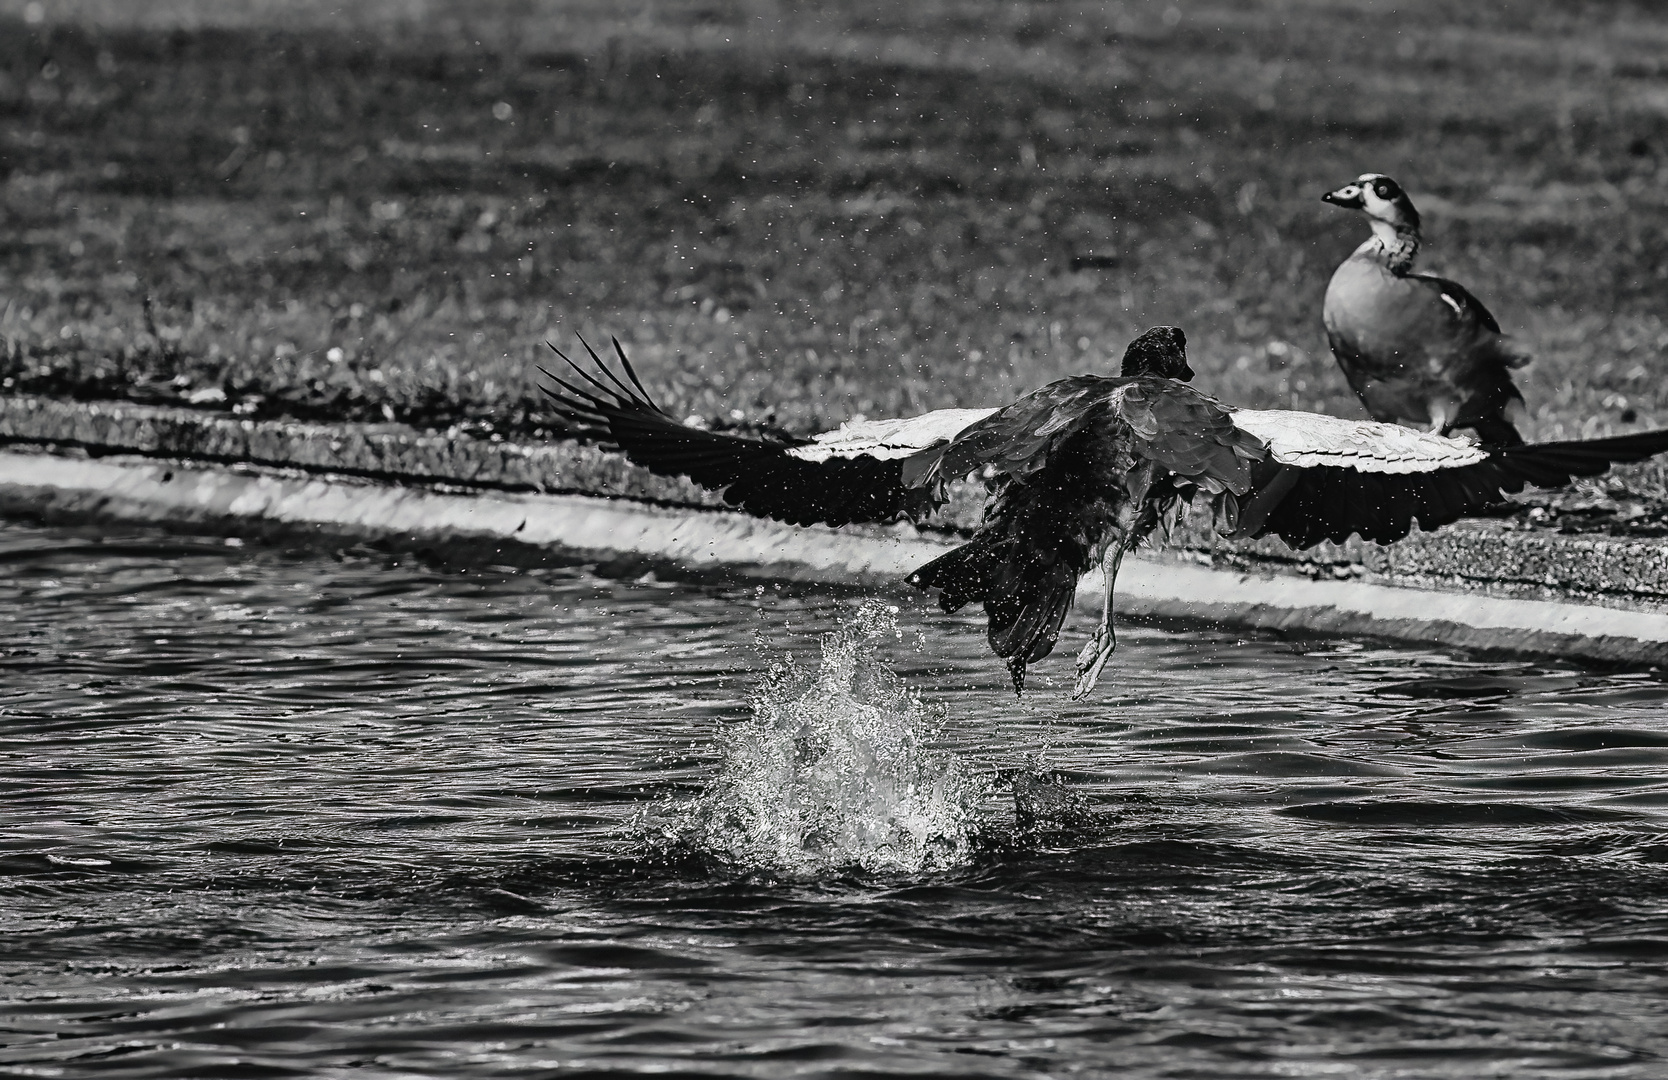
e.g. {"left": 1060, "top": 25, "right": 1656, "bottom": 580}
{"left": 1234, "top": 410, "right": 1668, "bottom": 548}
{"left": 541, "top": 338, "right": 964, "bottom": 527}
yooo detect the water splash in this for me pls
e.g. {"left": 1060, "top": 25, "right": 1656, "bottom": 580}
{"left": 669, "top": 600, "right": 987, "bottom": 876}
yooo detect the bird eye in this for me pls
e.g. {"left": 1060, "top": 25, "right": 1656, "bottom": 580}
{"left": 1374, "top": 180, "right": 1396, "bottom": 199}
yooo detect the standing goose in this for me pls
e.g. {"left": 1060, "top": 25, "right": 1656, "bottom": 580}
{"left": 1322, "top": 173, "right": 1531, "bottom": 445}
{"left": 544, "top": 329, "right": 1668, "bottom": 696}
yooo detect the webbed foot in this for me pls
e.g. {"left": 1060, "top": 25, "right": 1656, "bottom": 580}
{"left": 1072, "top": 622, "right": 1116, "bottom": 699}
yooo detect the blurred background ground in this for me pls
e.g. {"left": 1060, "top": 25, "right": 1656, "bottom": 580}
{"left": 2, "top": 1, "right": 1666, "bottom": 466}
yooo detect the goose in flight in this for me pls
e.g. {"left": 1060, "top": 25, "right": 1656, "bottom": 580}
{"left": 1322, "top": 173, "right": 1531, "bottom": 445}
{"left": 544, "top": 329, "right": 1668, "bottom": 696}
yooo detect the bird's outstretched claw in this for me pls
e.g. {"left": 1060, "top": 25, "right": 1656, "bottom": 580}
{"left": 1072, "top": 623, "right": 1116, "bottom": 699}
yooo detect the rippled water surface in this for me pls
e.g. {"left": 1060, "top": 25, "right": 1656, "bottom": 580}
{"left": 5, "top": 521, "right": 1668, "bottom": 1078}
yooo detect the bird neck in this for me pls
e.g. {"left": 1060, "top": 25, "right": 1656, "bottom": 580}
{"left": 1360, "top": 218, "right": 1420, "bottom": 273}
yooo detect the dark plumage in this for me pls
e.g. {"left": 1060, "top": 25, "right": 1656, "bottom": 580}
{"left": 1322, "top": 173, "right": 1531, "bottom": 445}
{"left": 540, "top": 337, "right": 939, "bottom": 527}
{"left": 902, "top": 338, "right": 1261, "bottom": 693}
{"left": 544, "top": 329, "right": 1668, "bottom": 695}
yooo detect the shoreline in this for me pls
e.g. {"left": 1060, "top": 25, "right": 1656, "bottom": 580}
{"left": 5, "top": 395, "right": 1668, "bottom": 666}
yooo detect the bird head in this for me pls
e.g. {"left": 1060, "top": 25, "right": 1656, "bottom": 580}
{"left": 1321, "top": 173, "right": 1421, "bottom": 234}
{"left": 1120, "top": 325, "right": 1193, "bottom": 381}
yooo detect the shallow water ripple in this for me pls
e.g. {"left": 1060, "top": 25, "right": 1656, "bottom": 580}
{"left": 3, "top": 522, "right": 1668, "bottom": 1078}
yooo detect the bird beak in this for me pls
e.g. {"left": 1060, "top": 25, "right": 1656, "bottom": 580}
{"left": 1178, "top": 362, "right": 1195, "bottom": 382}
{"left": 1321, "top": 184, "right": 1364, "bottom": 209}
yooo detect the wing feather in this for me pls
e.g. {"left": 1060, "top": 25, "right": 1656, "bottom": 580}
{"left": 1114, "top": 382, "right": 1265, "bottom": 493}
{"left": 1408, "top": 272, "right": 1503, "bottom": 335}
{"left": 786, "top": 408, "right": 996, "bottom": 462}
{"left": 1251, "top": 426, "right": 1668, "bottom": 548}
{"left": 930, "top": 376, "right": 1266, "bottom": 496}
{"left": 929, "top": 377, "right": 1110, "bottom": 485}
{"left": 1233, "top": 409, "right": 1489, "bottom": 473}
{"left": 540, "top": 339, "right": 944, "bottom": 526}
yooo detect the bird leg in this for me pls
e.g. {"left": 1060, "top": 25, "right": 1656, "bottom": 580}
{"left": 1073, "top": 533, "right": 1129, "bottom": 699}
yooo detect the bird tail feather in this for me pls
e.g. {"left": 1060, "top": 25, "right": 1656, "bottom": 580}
{"left": 906, "top": 522, "right": 1082, "bottom": 695}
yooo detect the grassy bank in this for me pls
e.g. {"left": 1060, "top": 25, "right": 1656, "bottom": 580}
{"left": 2, "top": 0, "right": 1667, "bottom": 449}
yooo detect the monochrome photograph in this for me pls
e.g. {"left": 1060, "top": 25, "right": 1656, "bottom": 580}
{"left": 3, "top": 1, "right": 1668, "bottom": 1076}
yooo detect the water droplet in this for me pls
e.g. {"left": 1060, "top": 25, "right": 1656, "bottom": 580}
{"left": 659, "top": 600, "right": 987, "bottom": 875}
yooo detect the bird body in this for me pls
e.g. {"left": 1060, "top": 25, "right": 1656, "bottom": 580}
{"left": 901, "top": 371, "right": 1264, "bottom": 692}
{"left": 544, "top": 330, "right": 1668, "bottom": 695}
{"left": 1322, "top": 174, "right": 1530, "bottom": 444}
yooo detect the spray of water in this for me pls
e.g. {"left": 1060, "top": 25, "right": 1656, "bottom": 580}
{"left": 666, "top": 599, "right": 987, "bottom": 876}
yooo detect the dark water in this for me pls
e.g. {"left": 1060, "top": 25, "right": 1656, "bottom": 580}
{"left": 4, "top": 522, "right": 1668, "bottom": 1079}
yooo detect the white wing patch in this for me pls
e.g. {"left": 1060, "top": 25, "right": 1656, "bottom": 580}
{"left": 786, "top": 407, "right": 998, "bottom": 462}
{"left": 1439, "top": 291, "right": 1466, "bottom": 318}
{"left": 1231, "top": 409, "right": 1489, "bottom": 473}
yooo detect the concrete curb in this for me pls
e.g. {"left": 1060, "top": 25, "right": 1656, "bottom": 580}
{"left": 8, "top": 393, "right": 1668, "bottom": 614}
{"left": 0, "top": 449, "right": 946, "bottom": 585}
{"left": 4, "top": 448, "right": 1667, "bottom": 667}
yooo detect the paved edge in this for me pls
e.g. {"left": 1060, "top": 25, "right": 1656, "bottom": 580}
{"left": 3, "top": 449, "right": 1666, "bottom": 667}
{"left": 9, "top": 393, "right": 1668, "bottom": 614}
